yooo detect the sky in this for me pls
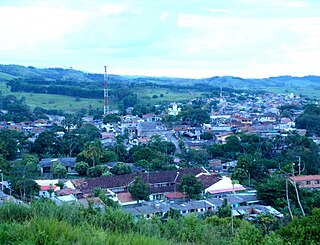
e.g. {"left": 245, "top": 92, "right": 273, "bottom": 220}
{"left": 1, "top": 0, "right": 320, "bottom": 78}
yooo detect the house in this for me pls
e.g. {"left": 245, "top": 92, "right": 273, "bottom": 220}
{"left": 288, "top": 175, "right": 320, "bottom": 190}
{"left": 233, "top": 205, "right": 283, "bottom": 219}
{"left": 204, "top": 176, "right": 246, "bottom": 198}
{"left": 142, "top": 113, "right": 162, "bottom": 122}
{"left": 236, "top": 117, "right": 253, "bottom": 125}
{"left": 121, "top": 194, "right": 273, "bottom": 219}
{"left": 71, "top": 168, "right": 214, "bottom": 202}
{"left": 259, "top": 113, "right": 278, "bottom": 124}
{"left": 39, "top": 158, "right": 77, "bottom": 175}
{"left": 54, "top": 194, "right": 78, "bottom": 205}
{"left": 78, "top": 197, "right": 104, "bottom": 209}
{"left": 34, "top": 179, "right": 60, "bottom": 198}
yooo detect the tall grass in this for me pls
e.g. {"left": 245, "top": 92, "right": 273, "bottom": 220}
{"left": 0, "top": 217, "right": 171, "bottom": 245}
{"left": 0, "top": 200, "right": 298, "bottom": 244}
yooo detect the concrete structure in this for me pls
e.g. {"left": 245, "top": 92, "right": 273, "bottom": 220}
{"left": 289, "top": 175, "right": 320, "bottom": 190}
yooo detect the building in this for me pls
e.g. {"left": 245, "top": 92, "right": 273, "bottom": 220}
{"left": 168, "top": 103, "right": 181, "bottom": 116}
{"left": 71, "top": 168, "right": 218, "bottom": 201}
{"left": 288, "top": 175, "right": 320, "bottom": 190}
{"left": 39, "top": 158, "right": 77, "bottom": 175}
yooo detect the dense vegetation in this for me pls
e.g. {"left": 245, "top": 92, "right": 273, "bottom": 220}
{"left": 1, "top": 201, "right": 320, "bottom": 244}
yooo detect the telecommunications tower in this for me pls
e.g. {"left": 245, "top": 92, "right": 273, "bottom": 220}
{"left": 104, "top": 65, "right": 109, "bottom": 115}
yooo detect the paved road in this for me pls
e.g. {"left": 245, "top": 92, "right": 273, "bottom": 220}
{"left": 164, "top": 131, "right": 182, "bottom": 155}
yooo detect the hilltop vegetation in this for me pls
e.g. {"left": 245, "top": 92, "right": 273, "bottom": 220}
{"left": 0, "top": 65, "right": 319, "bottom": 115}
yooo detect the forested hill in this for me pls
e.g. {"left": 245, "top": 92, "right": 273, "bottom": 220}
{"left": 1, "top": 64, "right": 320, "bottom": 95}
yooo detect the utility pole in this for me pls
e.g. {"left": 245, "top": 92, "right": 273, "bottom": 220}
{"left": 285, "top": 178, "right": 293, "bottom": 219}
{"left": 297, "top": 156, "right": 301, "bottom": 175}
{"left": 291, "top": 163, "right": 305, "bottom": 216}
{"left": 0, "top": 169, "right": 3, "bottom": 192}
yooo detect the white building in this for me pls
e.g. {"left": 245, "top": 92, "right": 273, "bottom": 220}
{"left": 168, "top": 103, "right": 181, "bottom": 116}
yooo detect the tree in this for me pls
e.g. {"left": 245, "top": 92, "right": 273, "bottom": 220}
{"left": 103, "top": 114, "right": 120, "bottom": 124}
{"left": 47, "top": 184, "right": 54, "bottom": 198}
{"left": 149, "top": 135, "right": 176, "bottom": 155}
{"left": 87, "top": 165, "right": 109, "bottom": 177}
{"left": 163, "top": 208, "right": 182, "bottom": 220}
{"left": 131, "top": 147, "right": 154, "bottom": 162}
{"left": 32, "top": 131, "right": 60, "bottom": 157}
{"left": 217, "top": 198, "right": 231, "bottom": 218}
{"left": 206, "top": 144, "right": 225, "bottom": 158}
{"left": 51, "top": 161, "right": 67, "bottom": 178}
{"left": 12, "top": 178, "right": 40, "bottom": 199}
{"left": 179, "top": 174, "right": 203, "bottom": 199}
{"left": 101, "top": 151, "right": 119, "bottom": 163}
{"left": 184, "top": 149, "right": 209, "bottom": 166}
{"left": 178, "top": 105, "right": 210, "bottom": 127}
{"left": 224, "top": 135, "right": 242, "bottom": 158}
{"left": 256, "top": 176, "right": 296, "bottom": 210}
{"left": 111, "top": 162, "right": 132, "bottom": 175}
{"left": 55, "top": 180, "right": 65, "bottom": 189}
{"left": 74, "top": 161, "right": 89, "bottom": 176}
{"left": 277, "top": 208, "right": 320, "bottom": 244}
{"left": 82, "top": 141, "right": 104, "bottom": 166}
{"left": 0, "top": 129, "right": 21, "bottom": 160}
{"left": 76, "top": 123, "right": 101, "bottom": 142}
{"left": 128, "top": 176, "right": 150, "bottom": 202}
{"left": 0, "top": 154, "right": 9, "bottom": 174}
{"left": 61, "top": 131, "right": 86, "bottom": 157}
{"left": 232, "top": 168, "right": 248, "bottom": 184}
{"left": 200, "top": 132, "right": 214, "bottom": 140}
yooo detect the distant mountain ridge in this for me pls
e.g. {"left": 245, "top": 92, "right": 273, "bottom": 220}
{"left": 1, "top": 64, "right": 320, "bottom": 91}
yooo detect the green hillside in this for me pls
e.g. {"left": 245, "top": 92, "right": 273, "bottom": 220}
{"left": 0, "top": 64, "right": 319, "bottom": 114}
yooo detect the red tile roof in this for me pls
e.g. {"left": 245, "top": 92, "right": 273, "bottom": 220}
{"left": 72, "top": 168, "right": 204, "bottom": 194}
{"left": 165, "top": 191, "right": 185, "bottom": 199}
{"left": 289, "top": 175, "right": 320, "bottom": 182}
{"left": 118, "top": 192, "right": 136, "bottom": 203}
{"left": 197, "top": 174, "right": 222, "bottom": 189}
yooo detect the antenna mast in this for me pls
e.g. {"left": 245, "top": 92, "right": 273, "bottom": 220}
{"left": 104, "top": 65, "right": 109, "bottom": 115}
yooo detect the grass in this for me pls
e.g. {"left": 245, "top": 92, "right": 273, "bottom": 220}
{"left": 0, "top": 217, "right": 172, "bottom": 245}
{"left": 0, "top": 202, "right": 172, "bottom": 245}
{"left": 0, "top": 81, "right": 208, "bottom": 113}
{"left": 0, "top": 72, "right": 16, "bottom": 80}
{"left": 135, "top": 87, "right": 209, "bottom": 103}
{"left": 263, "top": 87, "right": 320, "bottom": 99}
{"left": 0, "top": 81, "right": 104, "bottom": 113}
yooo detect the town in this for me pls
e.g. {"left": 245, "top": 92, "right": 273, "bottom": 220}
{"left": 1, "top": 87, "right": 319, "bottom": 221}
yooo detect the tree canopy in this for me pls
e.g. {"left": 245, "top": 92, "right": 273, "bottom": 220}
{"left": 128, "top": 176, "right": 150, "bottom": 201}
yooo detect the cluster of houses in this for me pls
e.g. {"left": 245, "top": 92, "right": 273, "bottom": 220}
{"left": 25, "top": 166, "right": 284, "bottom": 219}
{"left": 1, "top": 90, "right": 319, "bottom": 221}
{"left": 0, "top": 90, "right": 313, "bottom": 156}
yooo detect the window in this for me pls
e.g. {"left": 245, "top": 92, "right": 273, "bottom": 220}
{"left": 306, "top": 181, "right": 311, "bottom": 185}
{"left": 316, "top": 180, "right": 320, "bottom": 185}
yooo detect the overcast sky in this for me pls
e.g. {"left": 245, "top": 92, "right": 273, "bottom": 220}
{"left": 1, "top": 0, "right": 320, "bottom": 78}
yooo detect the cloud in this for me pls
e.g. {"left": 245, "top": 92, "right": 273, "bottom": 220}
{"left": 239, "top": 0, "right": 309, "bottom": 8}
{"left": 0, "top": 5, "right": 88, "bottom": 52}
{"left": 160, "top": 11, "right": 169, "bottom": 21}
{"left": 208, "top": 8, "right": 233, "bottom": 14}
{"left": 1, "top": 1, "right": 319, "bottom": 78}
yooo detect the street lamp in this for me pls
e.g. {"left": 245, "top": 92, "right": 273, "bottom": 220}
{"left": 0, "top": 169, "right": 3, "bottom": 192}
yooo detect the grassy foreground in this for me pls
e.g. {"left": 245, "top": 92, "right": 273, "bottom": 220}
{"left": 0, "top": 218, "right": 169, "bottom": 245}
{"left": 0, "top": 202, "right": 172, "bottom": 245}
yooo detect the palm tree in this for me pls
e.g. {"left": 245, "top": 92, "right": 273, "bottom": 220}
{"left": 84, "top": 141, "right": 104, "bottom": 166}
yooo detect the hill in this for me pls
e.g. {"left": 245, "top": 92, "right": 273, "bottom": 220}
{"left": 0, "top": 64, "right": 319, "bottom": 114}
